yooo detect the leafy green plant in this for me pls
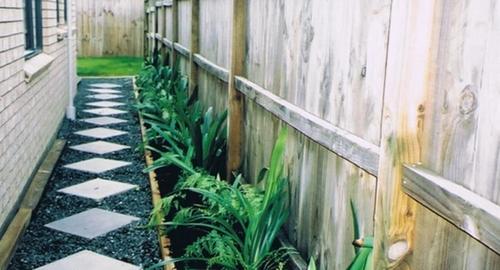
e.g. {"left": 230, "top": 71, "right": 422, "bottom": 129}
{"left": 135, "top": 62, "right": 227, "bottom": 175}
{"left": 147, "top": 128, "right": 291, "bottom": 270}
{"left": 308, "top": 257, "right": 317, "bottom": 270}
{"left": 136, "top": 63, "right": 227, "bottom": 174}
{"left": 145, "top": 105, "right": 227, "bottom": 175}
{"left": 347, "top": 201, "right": 373, "bottom": 270}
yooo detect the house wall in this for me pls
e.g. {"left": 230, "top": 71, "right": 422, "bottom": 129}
{"left": 0, "top": 0, "right": 77, "bottom": 233}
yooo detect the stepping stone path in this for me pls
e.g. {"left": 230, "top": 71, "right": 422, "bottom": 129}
{"left": 87, "top": 94, "right": 123, "bottom": 100}
{"left": 84, "top": 108, "right": 128, "bottom": 116}
{"left": 81, "top": 116, "right": 127, "bottom": 126}
{"left": 35, "top": 250, "right": 140, "bottom": 270}
{"left": 70, "top": 141, "right": 130, "bottom": 155}
{"left": 74, "top": 127, "right": 127, "bottom": 139}
{"left": 29, "top": 79, "right": 147, "bottom": 269}
{"left": 45, "top": 208, "right": 140, "bottom": 239}
{"left": 87, "top": 88, "right": 122, "bottom": 94}
{"left": 87, "top": 101, "right": 126, "bottom": 107}
{"left": 58, "top": 178, "right": 137, "bottom": 201}
{"left": 90, "top": 83, "right": 122, "bottom": 88}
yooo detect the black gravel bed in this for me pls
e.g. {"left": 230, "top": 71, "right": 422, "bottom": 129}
{"left": 8, "top": 78, "right": 161, "bottom": 269}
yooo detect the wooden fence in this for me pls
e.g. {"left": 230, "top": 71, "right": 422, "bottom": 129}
{"left": 77, "top": 0, "right": 144, "bottom": 57}
{"left": 144, "top": 0, "right": 500, "bottom": 269}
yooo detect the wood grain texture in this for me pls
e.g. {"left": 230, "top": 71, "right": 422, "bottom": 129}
{"left": 242, "top": 102, "right": 377, "bottom": 269}
{"left": 407, "top": 1, "right": 500, "bottom": 268}
{"left": 173, "top": 42, "right": 190, "bottom": 58}
{"left": 245, "top": 0, "right": 391, "bottom": 146}
{"left": 188, "top": 0, "right": 200, "bottom": 93}
{"left": 373, "top": 0, "right": 438, "bottom": 268}
{"left": 199, "top": 0, "right": 231, "bottom": 69}
{"left": 375, "top": 0, "right": 500, "bottom": 269}
{"left": 196, "top": 0, "right": 231, "bottom": 116}
{"left": 169, "top": 0, "right": 178, "bottom": 67}
{"left": 277, "top": 231, "right": 308, "bottom": 270}
{"left": 177, "top": 0, "right": 191, "bottom": 49}
{"left": 403, "top": 164, "right": 500, "bottom": 253}
{"left": 147, "top": 0, "right": 500, "bottom": 269}
{"left": 193, "top": 54, "right": 229, "bottom": 83}
{"left": 226, "top": 0, "right": 246, "bottom": 179}
{"left": 236, "top": 76, "right": 380, "bottom": 175}
{"left": 77, "top": 0, "right": 144, "bottom": 56}
{"left": 162, "top": 38, "right": 173, "bottom": 50}
{"left": 0, "top": 208, "right": 31, "bottom": 270}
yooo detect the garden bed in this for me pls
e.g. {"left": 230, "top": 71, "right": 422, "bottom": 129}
{"left": 134, "top": 61, "right": 311, "bottom": 270}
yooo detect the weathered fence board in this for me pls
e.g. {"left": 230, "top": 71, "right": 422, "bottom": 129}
{"left": 77, "top": 0, "right": 144, "bottom": 56}
{"left": 403, "top": 164, "right": 500, "bottom": 253}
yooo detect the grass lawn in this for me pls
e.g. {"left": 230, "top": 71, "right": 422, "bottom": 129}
{"left": 77, "top": 56, "right": 143, "bottom": 76}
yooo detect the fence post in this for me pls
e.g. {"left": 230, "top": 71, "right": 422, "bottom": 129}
{"left": 159, "top": 3, "right": 167, "bottom": 65}
{"left": 154, "top": 4, "right": 159, "bottom": 57}
{"left": 143, "top": 0, "right": 149, "bottom": 58}
{"left": 170, "top": 0, "right": 178, "bottom": 68}
{"left": 189, "top": 0, "right": 200, "bottom": 93}
{"left": 226, "top": 0, "right": 246, "bottom": 180}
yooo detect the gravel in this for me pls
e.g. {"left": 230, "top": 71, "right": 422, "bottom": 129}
{"left": 8, "top": 78, "right": 161, "bottom": 269}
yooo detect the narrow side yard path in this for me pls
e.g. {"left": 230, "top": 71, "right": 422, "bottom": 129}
{"left": 9, "top": 78, "right": 159, "bottom": 269}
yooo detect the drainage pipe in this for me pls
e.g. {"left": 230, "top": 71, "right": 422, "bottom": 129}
{"left": 65, "top": 0, "right": 76, "bottom": 120}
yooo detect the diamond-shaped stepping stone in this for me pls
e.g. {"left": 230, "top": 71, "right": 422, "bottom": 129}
{"left": 58, "top": 178, "right": 137, "bottom": 201}
{"left": 70, "top": 141, "right": 129, "bottom": 155}
{"left": 81, "top": 116, "right": 127, "bottom": 126}
{"left": 87, "top": 88, "right": 121, "bottom": 94}
{"left": 90, "top": 83, "right": 121, "bottom": 88}
{"left": 74, "top": 127, "right": 126, "bottom": 139}
{"left": 44, "top": 208, "right": 139, "bottom": 239}
{"left": 35, "top": 250, "right": 140, "bottom": 270}
{"left": 87, "top": 94, "right": 123, "bottom": 100}
{"left": 84, "top": 108, "right": 127, "bottom": 116}
{"left": 86, "top": 101, "right": 125, "bottom": 107}
{"left": 63, "top": 158, "right": 131, "bottom": 174}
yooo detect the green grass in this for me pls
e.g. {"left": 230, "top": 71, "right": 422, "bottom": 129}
{"left": 77, "top": 56, "right": 143, "bottom": 76}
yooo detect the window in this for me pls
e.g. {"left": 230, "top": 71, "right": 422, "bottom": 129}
{"left": 24, "top": 0, "right": 43, "bottom": 58}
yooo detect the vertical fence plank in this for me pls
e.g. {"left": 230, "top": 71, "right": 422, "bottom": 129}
{"left": 226, "top": 0, "right": 245, "bottom": 179}
{"left": 143, "top": 0, "right": 149, "bottom": 57}
{"left": 373, "top": 0, "right": 440, "bottom": 268}
{"left": 153, "top": 5, "right": 158, "bottom": 55}
{"left": 171, "top": 0, "right": 178, "bottom": 67}
{"left": 159, "top": 5, "right": 167, "bottom": 63}
{"left": 189, "top": 0, "right": 200, "bottom": 92}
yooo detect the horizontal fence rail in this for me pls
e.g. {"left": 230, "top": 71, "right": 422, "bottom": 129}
{"left": 235, "top": 76, "right": 380, "bottom": 175}
{"left": 403, "top": 164, "right": 500, "bottom": 253}
{"left": 193, "top": 54, "right": 229, "bottom": 83}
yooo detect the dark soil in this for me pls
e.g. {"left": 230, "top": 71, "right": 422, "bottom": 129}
{"left": 8, "top": 78, "right": 161, "bottom": 269}
{"left": 146, "top": 138, "right": 205, "bottom": 268}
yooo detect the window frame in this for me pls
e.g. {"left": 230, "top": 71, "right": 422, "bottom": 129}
{"left": 24, "top": 0, "right": 43, "bottom": 59}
